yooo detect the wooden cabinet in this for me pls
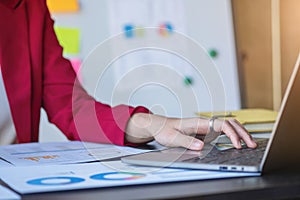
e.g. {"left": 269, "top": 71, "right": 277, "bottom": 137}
{"left": 232, "top": 0, "right": 300, "bottom": 110}
{"left": 280, "top": 0, "right": 300, "bottom": 95}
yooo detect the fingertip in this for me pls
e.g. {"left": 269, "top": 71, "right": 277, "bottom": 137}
{"left": 235, "top": 140, "right": 242, "bottom": 149}
{"left": 249, "top": 140, "right": 258, "bottom": 148}
{"left": 190, "top": 139, "right": 204, "bottom": 150}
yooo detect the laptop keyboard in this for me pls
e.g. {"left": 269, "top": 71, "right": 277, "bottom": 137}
{"left": 182, "top": 138, "right": 269, "bottom": 166}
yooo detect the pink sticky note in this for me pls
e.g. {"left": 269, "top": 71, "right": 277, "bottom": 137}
{"left": 70, "top": 58, "right": 82, "bottom": 82}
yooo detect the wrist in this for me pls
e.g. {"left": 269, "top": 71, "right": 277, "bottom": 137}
{"left": 125, "top": 113, "right": 154, "bottom": 144}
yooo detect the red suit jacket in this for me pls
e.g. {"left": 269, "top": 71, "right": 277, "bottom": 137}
{"left": 0, "top": 0, "right": 149, "bottom": 145}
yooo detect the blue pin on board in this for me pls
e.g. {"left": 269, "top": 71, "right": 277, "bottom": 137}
{"left": 124, "top": 24, "right": 134, "bottom": 38}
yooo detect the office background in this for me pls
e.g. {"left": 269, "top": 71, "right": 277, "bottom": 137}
{"left": 40, "top": 0, "right": 239, "bottom": 141}
{"left": 39, "top": 0, "right": 300, "bottom": 142}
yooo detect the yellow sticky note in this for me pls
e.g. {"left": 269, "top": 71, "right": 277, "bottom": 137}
{"left": 47, "top": 0, "right": 79, "bottom": 13}
{"left": 54, "top": 27, "right": 80, "bottom": 55}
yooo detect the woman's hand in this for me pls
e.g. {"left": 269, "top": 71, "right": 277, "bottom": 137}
{"left": 125, "top": 113, "right": 257, "bottom": 150}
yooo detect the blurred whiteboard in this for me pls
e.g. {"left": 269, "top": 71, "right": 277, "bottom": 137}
{"left": 40, "top": 0, "right": 241, "bottom": 141}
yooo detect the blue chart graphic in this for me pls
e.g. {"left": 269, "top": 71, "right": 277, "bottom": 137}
{"left": 27, "top": 177, "right": 85, "bottom": 186}
{"left": 90, "top": 172, "right": 145, "bottom": 181}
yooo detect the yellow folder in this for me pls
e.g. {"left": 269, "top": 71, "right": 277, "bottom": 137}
{"left": 196, "top": 109, "right": 278, "bottom": 133}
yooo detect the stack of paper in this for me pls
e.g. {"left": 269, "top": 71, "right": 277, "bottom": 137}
{"left": 0, "top": 141, "right": 261, "bottom": 195}
{"left": 197, "top": 108, "right": 278, "bottom": 133}
{"left": 0, "top": 161, "right": 259, "bottom": 194}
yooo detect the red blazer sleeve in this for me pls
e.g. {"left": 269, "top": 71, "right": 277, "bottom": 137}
{"left": 41, "top": 4, "right": 150, "bottom": 146}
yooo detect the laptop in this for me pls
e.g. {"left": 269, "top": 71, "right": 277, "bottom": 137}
{"left": 122, "top": 54, "right": 300, "bottom": 173}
